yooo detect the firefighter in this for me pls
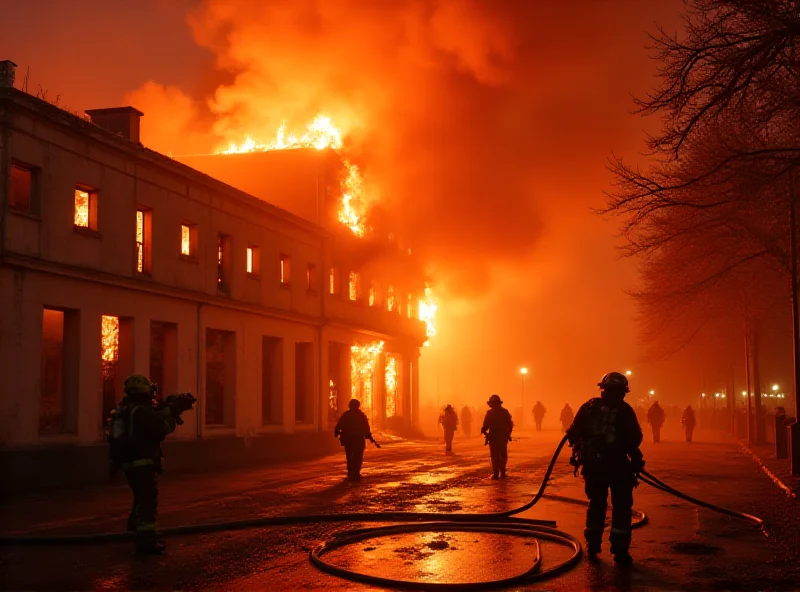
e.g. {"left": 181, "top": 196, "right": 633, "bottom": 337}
{"left": 681, "top": 405, "right": 696, "bottom": 442}
{"left": 334, "top": 399, "right": 374, "bottom": 481}
{"left": 118, "top": 374, "right": 191, "bottom": 555}
{"left": 439, "top": 404, "right": 459, "bottom": 452}
{"left": 560, "top": 403, "right": 574, "bottom": 432}
{"left": 647, "top": 400, "right": 666, "bottom": 443}
{"left": 567, "top": 372, "right": 644, "bottom": 564}
{"left": 532, "top": 401, "right": 546, "bottom": 431}
{"left": 461, "top": 405, "right": 473, "bottom": 438}
{"left": 481, "top": 394, "right": 514, "bottom": 479}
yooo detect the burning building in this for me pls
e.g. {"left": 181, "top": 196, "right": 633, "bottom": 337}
{"left": 0, "top": 61, "right": 428, "bottom": 492}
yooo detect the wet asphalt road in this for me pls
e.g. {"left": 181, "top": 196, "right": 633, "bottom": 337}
{"left": 1, "top": 426, "right": 798, "bottom": 590}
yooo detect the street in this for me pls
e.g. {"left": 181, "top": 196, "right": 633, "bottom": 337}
{"left": 1, "top": 426, "right": 798, "bottom": 590}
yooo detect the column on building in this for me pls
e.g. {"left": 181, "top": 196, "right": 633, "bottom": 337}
{"left": 411, "top": 355, "right": 420, "bottom": 428}
{"left": 375, "top": 352, "right": 387, "bottom": 429}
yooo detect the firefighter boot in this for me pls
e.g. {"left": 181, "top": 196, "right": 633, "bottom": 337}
{"left": 584, "top": 528, "right": 602, "bottom": 560}
{"left": 610, "top": 532, "right": 632, "bottom": 565}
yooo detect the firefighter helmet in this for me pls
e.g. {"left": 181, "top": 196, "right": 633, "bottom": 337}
{"left": 597, "top": 372, "right": 630, "bottom": 393}
{"left": 123, "top": 374, "right": 155, "bottom": 396}
{"left": 348, "top": 399, "right": 361, "bottom": 410}
{"left": 487, "top": 393, "right": 503, "bottom": 406}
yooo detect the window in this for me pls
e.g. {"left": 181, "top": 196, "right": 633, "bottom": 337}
{"left": 150, "top": 322, "right": 178, "bottom": 396}
{"left": 217, "top": 234, "right": 230, "bottom": 294}
{"left": 295, "top": 342, "right": 314, "bottom": 423}
{"left": 135, "top": 209, "right": 152, "bottom": 275}
{"left": 280, "top": 254, "right": 291, "bottom": 286}
{"left": 246, "top": 246, "right": 260, "bottom": 277}
{"left": 349, "top": 272, "right": 360, "bottom": 302}
{"left": 180, "top": 224, "right": 197, "bottom": 258}
{"left": 206, "top": 329, "right": 236, "bottom": 426}
{"left": 307, "top": 264, "right": 317, "bottom": 293}
{"left": 369, "top": 281, "right": 377, "bottom": 307}
{"left": 74, "top": 186, "right": 98, "bottom": 231}
{"left": 101, "top": 315, "right": 133, "bottom": 427}
{"left": 262, "top": 336, "right": 284, "bottom": 425}
{"left": 407, "top": 293, "right": 414, "bottom": 319}
{"left": 10, "top": 162, "right": 35, "bottom": 213}
{"left": 40, "top": 307, "right": 80, "bottom": 434}
{"left": 329, "top": 267, "right": 338, "bottom": 295}
{"left": 387, "top": 286, "right": 396, "bottom": 312}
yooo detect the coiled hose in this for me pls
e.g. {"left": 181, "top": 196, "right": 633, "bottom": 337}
{"left": 0, "top": 436, "right": 763, "bottom": 590}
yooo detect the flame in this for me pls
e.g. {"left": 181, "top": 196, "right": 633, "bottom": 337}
{"left": 216, "top": 116, "right": 368, "bottom": 237}
{"left": 181, "top": 225, "right": 191, "bottom": 256}
{"left": 349, "top": 271, "right": 359, "bottom": 301}
{"left": 385, "top": 355, "right": 398, "bottom": 418}
{"left": 136, "top": 210, "right": 144, "bottom": 273}
{"left": 418, "top": 285, "right": 438, "bottom": 346}
{"left": 101, "top": 315, "right": 119, "bottom": 379}
{"left": 351, "top": 341, "right": 384, "bottom": 417}
{"left": 387, "top": 286, "right": 395, "bottom": 312}
{"left": 74, "top": 189, "right": 90, "bottom": 228}
{"left": 218, "top": 115, "right": 342, "bottom": 154}
{"left": 329, "top": 379, "right": 338, "bottom": 411}
{"left": 339, "top": 159, "right": 367, "bottom": 237}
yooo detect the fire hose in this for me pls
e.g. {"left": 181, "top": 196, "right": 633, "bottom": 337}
{"left": 0, "top": 436, "right": 763, "bottom": 590}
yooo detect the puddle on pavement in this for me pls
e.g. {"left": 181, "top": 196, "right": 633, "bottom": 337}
{"left": 322, "top": 531, "right": 544, "bottom": 584}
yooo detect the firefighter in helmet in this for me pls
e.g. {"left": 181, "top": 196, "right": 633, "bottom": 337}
{"left": 481, "top": 394, "right": 514, "bottom": 479}
{"left": 438, "top": 404, "right": 459, "bottom": 453}
{"left": 566, "top": 372, "right": 644, "bottom": 564}
{"left": 117, "top": 374, "right": 193, "bottom": 555}
{"left": 334, "top": 399, "right": 374, "bottom": 480}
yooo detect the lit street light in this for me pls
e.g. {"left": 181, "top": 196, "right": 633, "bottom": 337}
{"left": 625, "top": 370, "right": 632, "bottom": 376}
{"left": 520, "top": 367, "right": 528, "bottom": 428}
{"left": 772, "top": 384, "right": 779, "bottom": 392}
{"left": 649, "top": 390, "right": 655, "bottom": 396}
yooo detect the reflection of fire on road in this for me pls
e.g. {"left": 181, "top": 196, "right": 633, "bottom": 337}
{"left": 351, "top": 341, "right": 384, "bottom": 417}
{"left": 385, "top": 355, "right": 398, "bottom": 418}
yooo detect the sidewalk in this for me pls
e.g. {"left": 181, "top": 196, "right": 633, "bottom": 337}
{"left": 738, "top": 439, "right": 799, "bottom": 498}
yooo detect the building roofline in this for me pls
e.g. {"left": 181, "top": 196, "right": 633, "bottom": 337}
{"left": 0, "top": 88, "right": 328, "bottom": 238}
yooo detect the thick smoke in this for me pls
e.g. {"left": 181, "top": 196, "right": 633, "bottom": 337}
{"left": 127, "top": 0, "right": 552, "bottom": 295}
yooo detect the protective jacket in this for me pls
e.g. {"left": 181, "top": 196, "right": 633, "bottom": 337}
{"left": 439, "top": 409, "right": 459, "bottom": 431}
{"left": 647, "top": 403, "right": 666, "bottom": 427}
{"left": 482, "top": 406, "right": 513, "bottom": 441}
{"left": 567, "top": 396, "right": 643, "bottom": 476}
{"left": 681, "top": 407, "right": 696, "bottom": 428}
{"left": 560, "top": 405, "right": 574, "bottom": 426}
{"left": 121, "top": 396, "right": 177, "bottom": 467}
{"left": 335, "top": 409, "right": 372, "bottom": 444}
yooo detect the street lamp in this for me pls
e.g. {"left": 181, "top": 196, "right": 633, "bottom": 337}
{"left": 520, "top": 368, "right": 528, "bottom": 428}
{"left": 649, "top": 390, "right": 655, "bottom": 396}
{"left": 772, "top": 384, "right": 779, "bottom": 392}
{"left": 625, "top": 370, "right": 632, "bottom": 376}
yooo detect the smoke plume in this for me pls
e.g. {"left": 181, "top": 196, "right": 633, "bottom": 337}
{"left": 126, "top": 0, "right": 554, "bottom": 294}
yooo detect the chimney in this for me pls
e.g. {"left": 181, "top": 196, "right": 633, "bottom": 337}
{"left": 85, "top": 106, "right": 144, "bottom": 144}
{"left": 0, "top": 60, "right": 17, "bottom": 88}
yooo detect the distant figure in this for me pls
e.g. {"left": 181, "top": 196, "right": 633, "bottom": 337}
{"left": 567, "top": 372, "right": 644, "bottom": 565}
{"left": 439, "top": 404, "right": 459, "bottom": 452}
{"left": 560, "top": 403, "right": 574, "bottom": 432}
{"left": 681, "top": 405, "right": 696, "bottom": 442}
{"left": 482, "top": 394, "right": 514, "bottom": 479}
{"left": 460, "top": 405, "right": 473, "bottom": 438}
{"left": 647, "top": 401, "right": 666, "bottom": 443}
{"left": 334, "top": 399, "right": 373, "bottom": 481}
{"left": 532, "top": 401, "right": 547, "bottom": 431}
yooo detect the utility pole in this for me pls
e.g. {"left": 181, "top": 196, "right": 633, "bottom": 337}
{"left": 752, "top": 320, "right": 765, "bottom": 445}
{"left": 790, "top": 182, "right": 800, "bottom": 473}
{"left": 744, "top": 311, "right": 752, "bottom": 443}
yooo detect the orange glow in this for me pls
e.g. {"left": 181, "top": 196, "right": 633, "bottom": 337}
{"left": 74, "top": 189, "right": 89, "bottom": 227}
{"left": 136, "top": 211, "right": 144, "bottom": 273}
{"left": 339, "top": 159, "right": 367, "bottom": 237}
{"left": 101, "top": 315, "right": 119, "bottom": 379}
{"left": 349, "top": 271, "right": 359, "bottom": 301}
{"left": 387, "top": 285, "right": 395, "bottom": 312}
{"left": 418, "top": 285, "right": 437, "bottom": 346}
{"left": 181, "top": 225, "right": 191, "bottom": 256}
{"left": 328, "top": 379, "right": 337, "bottom": 411}
{"left": 369, "top": 281, "right": 377, "bottom": 307}
{"left": 351, "top": 341, "right": 384, "bottom": 418}
{"left": 385, "top": 355, "right": 398, "bottom": 418}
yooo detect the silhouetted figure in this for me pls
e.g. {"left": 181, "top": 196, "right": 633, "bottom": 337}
{"left": 335, "top": 399, "right": 373, "bottom": 480}
{"left": 532, "top": 401, "right": 546, "bottom": 431}
{"left": 560, "top": 403, "right": 574, "bottom": 432}
{"left": 460, "top": 405, "right": 473, "bottom": 438}
{"left": 681, "top": 405, "right": 696, "bottom": 442}
{"left": 647, "top": 401, "right": 666, "bottom": 443}
{"left": 567, "top": 372, "right": 644, "bottom": 565}
{"left": 439, "top": 404, "right": 459, "bottom": 452}
{"left": 482, "top": 394, "right": 514, "bottom": 479}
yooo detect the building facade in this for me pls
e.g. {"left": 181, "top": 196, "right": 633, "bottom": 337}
{"left": 0, "top": 65, "right": 425, "bottom": 492}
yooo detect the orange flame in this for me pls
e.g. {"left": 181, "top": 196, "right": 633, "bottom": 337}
{"left": 385, "top": 355, "right": 398, "bottom": 418}
{"left": 418, "top": 285, "right": 437, "bottom": 346}
{"left": 218, "top": 115, "right": 342, "bottom": 154}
